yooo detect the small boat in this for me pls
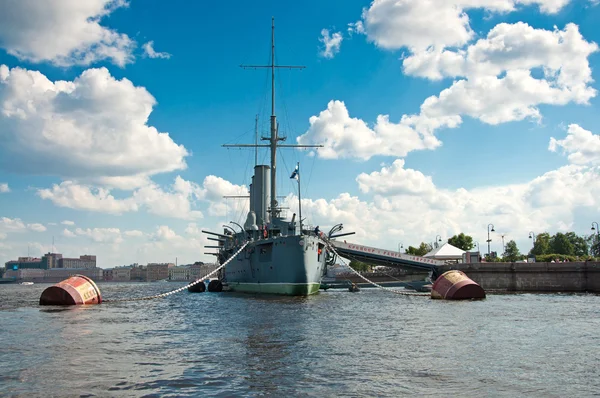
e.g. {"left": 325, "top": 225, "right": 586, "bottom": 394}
{"left": 20, "top": 281, "right": 34, "bottom": 285}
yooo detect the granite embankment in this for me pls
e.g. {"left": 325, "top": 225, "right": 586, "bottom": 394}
{"left": 439, "top": 262, "right": 600, "bottom": 293}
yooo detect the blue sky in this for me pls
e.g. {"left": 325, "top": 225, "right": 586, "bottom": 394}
{"left": 1, "top": 0, "right": 599, "bottom": 267}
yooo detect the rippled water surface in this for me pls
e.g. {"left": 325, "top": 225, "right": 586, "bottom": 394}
{"left": 1, "top": 282, "right": 599, "bottom": 397}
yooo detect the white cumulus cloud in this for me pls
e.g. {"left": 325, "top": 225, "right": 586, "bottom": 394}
{"left": 75, "top": 227, "right": 123, "bottom": 243}
{"left": 549, "top": 124, "right": 600, "bottom": 165}
{"left": 297, "top": 100, "right": 446, "bottom": 160}
{"left": 198, "top": 175, "right": 249, "bottom": 217}
{"left": 151, "top": 225, "right": 180, "bottom": 241}
{"left": 36, "top": 175, "right": 246, "bottom": 220}
{"left": 124, "top": 230, "right": 144, "bottom": 237}
{"left": 0, "top": 65, "right": 189, "bottom": 183}
{"left": 360, "top": 0, "right": 571, "bottom": 51}
{"left": 61, "top": 220, "right": 75, "bottom": 226}
{"left": 37, "top": 181, "right": 139, "bottom": 214}
{"left": 0, "top": 217, "right": 46, "bottom": 233}
{"left": 0, "top": 183, "right": 9, "bottom": 193}
{"left": 63, "top": 228, "right": 76, "bottom": 238}
{"left": 132, "top": 176, "right": 204, "bottom": 219}
{"left": 311, "top": 14, "right": 597, "bottom": 160}
{"left": 142, "top": 41, "right": 171, "bottom": 59}
{"left": 356, "top": 159, "right": 436, "bottom": 195}
{"left": 185, "top": 223, "right": 201, "bottom": 235}
{"left": 281, "top": 160, "right": 600, "bottom": 253}
{"left": 403, "top": 22, "right": 597, "bottom": 87}
{"left": 0, "top": 0, "right": 135, "bottom": 66}
{"left": 0, "top": 217, "right": 26, "bottom": 231}
{"left": 319, "top": 29, "right": 343, "bottom": 59}
{"left": 27, "top": 223, "right": 46, "bottom": 232}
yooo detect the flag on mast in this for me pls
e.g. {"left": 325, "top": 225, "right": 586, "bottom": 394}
{"left": 290, "top": 163, "right": 299, "bottom": 180}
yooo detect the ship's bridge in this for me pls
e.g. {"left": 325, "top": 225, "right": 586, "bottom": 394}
{"left": 328, "top": 240, "right": 444, "bottom": 275}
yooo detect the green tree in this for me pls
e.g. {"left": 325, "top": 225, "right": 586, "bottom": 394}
{"left": 448, "top": 233, "right": 474, "bottom": 251}
{"left": 564, "top": 232, "right": 588, "bottom": 256}
{"left": 349, "top": 260, "right": 370, "bottom": 272}
{"left": 550, "top": 232, "right": 574, "bottom": 255}
{"left": 503, "top": 240, "right": 520, "bottom": 262}
{"left": 587, "top": 233, "right": 600, "bottom": 257}
{"left": 405, "top": 242, "right": 432, "bottom": 256}
{"left": 530, "top": 232, "right": 551, "bottom": 255}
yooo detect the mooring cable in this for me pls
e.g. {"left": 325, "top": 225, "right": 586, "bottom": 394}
{"left": 104, "top": 242, "right": 249, "bottom": 303}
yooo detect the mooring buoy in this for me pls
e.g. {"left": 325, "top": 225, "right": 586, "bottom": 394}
{"left": 39, "top": 275, "right": 102, "bottom": 305}
{"left": 431, "top": 270, "right": 485, "bottom": 300}
{"left": 207, "top": 279, "right": 223, "bottom": 292}
{"left": 188, "top": 282, "right": 206, "bottom": 293}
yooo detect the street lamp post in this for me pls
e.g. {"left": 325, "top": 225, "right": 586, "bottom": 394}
{"left": 398, "top": 242, "right": 403, "bottom": 252}
{"left": 473, "top": 241, "right": 480, "bottom": 253}
{"left": 591, "top": 222, "right": 599, "bottom": 256}
{"left": 435, "top": 235, "right": 442, "bottom": 248}
{"left": 528, "top": 231, "right": 536, "bottom": 250}
{"left": 487, "top": 224, "right": 495, "bottom": 255}
{"left": 501, "top": 234, "right": 506, "bottom": 254}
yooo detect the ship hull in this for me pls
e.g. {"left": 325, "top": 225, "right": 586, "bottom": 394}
{"left": 223, "top": 234, "right": 326, "bottom": 296}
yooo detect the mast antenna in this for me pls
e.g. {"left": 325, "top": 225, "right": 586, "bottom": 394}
{"left": 225, "top": 17, "right": 321, "bottom": 220}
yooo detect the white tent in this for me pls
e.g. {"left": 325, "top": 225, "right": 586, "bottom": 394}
{"left": 424, "top": 242, "right": 465, "bottom": 260}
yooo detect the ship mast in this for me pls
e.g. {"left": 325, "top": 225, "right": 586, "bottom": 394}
{"left": 225, "top": 17, "right": 322, "bottom": 223}
{"left": 268, "top": 16, "right": 279, "bottom": 215}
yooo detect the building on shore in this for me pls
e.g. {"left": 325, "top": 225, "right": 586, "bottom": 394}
{"left": 3, "top": 267, "right": 103, "bottom": 283}
{"left": 44, "top": 268, "right": 103, "bottom": 283}
{"left": 189, "top": 262, "right": 218, "bottom": 280}
{"left": 169, "top": 266, "right": 190, "bottom": 281}
{"left": 112, "top": 266, "right": 132, "bottom": 282}
{"left": 4, "top": 253, "right": 96, "bottom": 271}
{"left": 60, "top": 255, "right": 96, "bottom": 269}
{"left": 4, "top": 254, "right": 215, "bottom": 283}
{"left": 3, "top": 268, "right": 45, "bottom": 281}
{"left": 4, "top": 252, "right": 98, "bottom": 282}
{"left": 5, "top": 257, "right": 44, "bottom": 270}
{"left": 130, "top": 264, "right": 147, "bottom": 281}
{"left": 103, "top": 268, "right": 114, "bottom": 281}
{"left": 45, "top": 253, "right": 63, "bottom": 269}
{"left": 167, "top": 263, "right": 218, "bottom": 281}
{"left": 147, "top": 263, "right": 174, "bottom": 282}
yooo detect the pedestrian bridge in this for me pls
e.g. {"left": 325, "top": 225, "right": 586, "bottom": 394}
{"left": 329, "top": 240, "right": 444, "bottom": 276}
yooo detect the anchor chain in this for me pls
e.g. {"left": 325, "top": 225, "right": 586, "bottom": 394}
{"left": 323, "top": 239, "right": 429, "bottom": 297}
{"left": 105, "top": 242, "right": 249, "bottom": 303}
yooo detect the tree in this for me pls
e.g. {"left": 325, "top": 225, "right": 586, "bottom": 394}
{"left": 405, "top": 242, "right": 432, "bottom": 256}
{"left": 503, "top": 240, "right": 520, "bottom": 262}
{"left": 349, "top": 260, "right": 370, "bottom": 272}
{"left": 530, "top": 232, "right": 551, "bottom": 255}
{"left": 448, "top": 233, "right": 474, "bottom": 251}
{"left": 587, "top": 233, "right": 600, "bottom": 257}
{"left": 550, "top": 232, "right": 574, "bottom": 255}
{"left": 564, "top": 232, "right": 588, "bottom": 256}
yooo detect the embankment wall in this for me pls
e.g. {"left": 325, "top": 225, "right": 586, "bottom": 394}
{"left": 438, "top": 262, "right": 600, "bottom": 293}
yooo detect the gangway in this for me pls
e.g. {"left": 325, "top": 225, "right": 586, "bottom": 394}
{"left": 328, "top": 240, "right": 444, "bottom": 278}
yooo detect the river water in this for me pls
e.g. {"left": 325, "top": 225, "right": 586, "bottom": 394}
{"left": 1, "top": 282, "right": 599, "bottom": 397}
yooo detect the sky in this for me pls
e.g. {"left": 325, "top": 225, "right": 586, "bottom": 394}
{"left": 1, "top": 0, "right": 600, "bottom": 268}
